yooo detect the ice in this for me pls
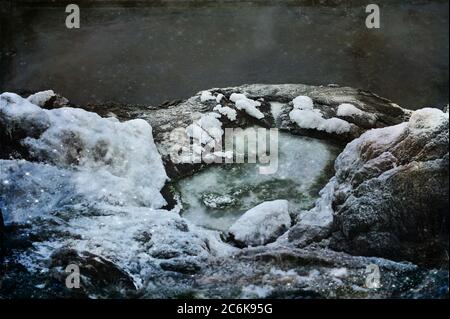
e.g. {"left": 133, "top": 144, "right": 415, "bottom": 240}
{"left": 177, "top": 128, "right": 340, "bottom": 231}
{"left": 228, "top": 200, "right": 291, "bottom": 247}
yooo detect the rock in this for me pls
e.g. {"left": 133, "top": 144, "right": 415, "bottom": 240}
{"left": 0, "top": 208, "right": 4, "bottom": 260}
{"left": 328, "top": 108, "right": 449, "bottom": 266}
{"left": 194, "top": 244, "right": 447, "bottom": 299}
{"left": 1, "top": 86, "right": 446, "bottom": 298}
{"left": 49, "top": 248, "right": 137, "bottom": 297}
{"left": 228, "top": 200, "right": 291, "bottom": 247}
{"left": 159, "top": 259, "right": 202, "bottom": 275}
{"left": 288, "top": 223, "right": 331, "bottom": 248}
{"left": 71, "top": 84, "right": 410, "bottom": 179}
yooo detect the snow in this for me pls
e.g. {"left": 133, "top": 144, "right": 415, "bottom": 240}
{"left": 408, "top": 107, "right": 449, "bottom": 133}
{"left": 337, "top": 103, "right": 364, "bottom": 117}
{"left": 241, "top": 285, "right": 274, "bottom": 298}
{"left": 289, "top": 109, "right": 352, "bottom": 134}
{"left": 298, "top": 177, "right": 337, "bottom": 227}
{"left": 200, "top": 90, "right": 216, "bottom": 103}
{"left": 213, "top": 104, "right": 237, "bottom": 121}
{"left": 185, "top": 112, "right": 223, "bottom": 146}
{"left": 229, "top": 93, "right": 247, "bottom": 103}
{"left": 27, "top": 90, "right": 56, "bottom": 106}
{"left": 215, "top": 93, "right": 224, "bottom": 103}
{"left": 0, "top": 92, "right": 168, "bottom": 217}
{"left": 337, "top": 103, "right": 377, "bottom": 123}
{"left": 228, "top": 200, "right": 291, "bottom": 247}
{"left": 302, "top": 107, "right": 448, "bottom": 229}
{"left": 270, "top": 102, "right": 285, "bottom": 121}
{"left": 289, "top": 109, "right": 323, "bottom": 129}
{"left": 329, "top": 267, "right": 348, "bottom": 278}
{"left": 230, "top": 93, "right": 264, "bottom": 120}
{"left": 324, "top": 117, "right": 353, "bottom": 134}
{"left": 0, "top": 92, "right": 236, "bottom": 288}
{"left": 292, "top": 95, "right": 314, "bottom": 110}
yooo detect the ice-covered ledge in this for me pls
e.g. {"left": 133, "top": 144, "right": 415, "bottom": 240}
{"left": 1, "top": 86, "right": 447, "bottom": 298}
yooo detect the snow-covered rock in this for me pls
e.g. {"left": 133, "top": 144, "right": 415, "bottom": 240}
{"left": 27, "top": 90, "right": 56, "bottom": 107}
{"left": 90, "top": 84, "right": 410, "bottom": 178}
{"left": 0, "top": 92, "right": 168, "bottom": 214}
{"left": 228, "top": 200, "right": 291, "bottom": 247}
{"left": 0, "top": 93, "right": 226, "bottom": 291}
{"left": 328, "top": 108, "right": 449, "bottom": 266}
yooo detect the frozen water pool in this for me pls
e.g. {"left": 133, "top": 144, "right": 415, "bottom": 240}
{"left": 176, "top": 129, "right": 341, "bottom": 231}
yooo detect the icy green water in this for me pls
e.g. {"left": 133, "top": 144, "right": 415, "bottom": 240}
{"left": 176, "top": 130, "right": 341, "bottom": 231}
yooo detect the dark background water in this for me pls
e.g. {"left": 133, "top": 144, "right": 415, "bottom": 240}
{"left": 1, "top": 1, "right": 448, "bottom": 109}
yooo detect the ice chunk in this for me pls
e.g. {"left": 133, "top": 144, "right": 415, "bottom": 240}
{"left": 228, "top": 200, "right": 291, "bottom": 247}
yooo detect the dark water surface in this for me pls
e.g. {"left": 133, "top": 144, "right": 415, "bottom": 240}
{"left": 1, "top": 1, "right": 448, "bottom": 109}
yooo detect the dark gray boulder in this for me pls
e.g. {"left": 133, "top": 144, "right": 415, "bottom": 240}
{"left": 328, "top": 108, "right": 449, "bottom": 266}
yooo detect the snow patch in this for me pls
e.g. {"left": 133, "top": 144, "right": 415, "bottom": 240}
{"left": 292, "top": 95, "right": 314, "bottom": 110}
{"left": 230, "top": 93, "right": 264, "bottom": 120}
{"left": 200, "top": 90, "right": 216, "bottom": 103}
{"left": 27, "top": 90, "right": 56, "bottom": 107}
{"left": 289, "top": 109, "right": 352, "bottom": 134}
{"left": 213, "top": 104, "right": 237, "bottom": 121}
{"left": 0, "top": 93, "right": 169, "bottom": 222}
{"left": 337, "top": 103, "right": 377, "bottom": 123}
